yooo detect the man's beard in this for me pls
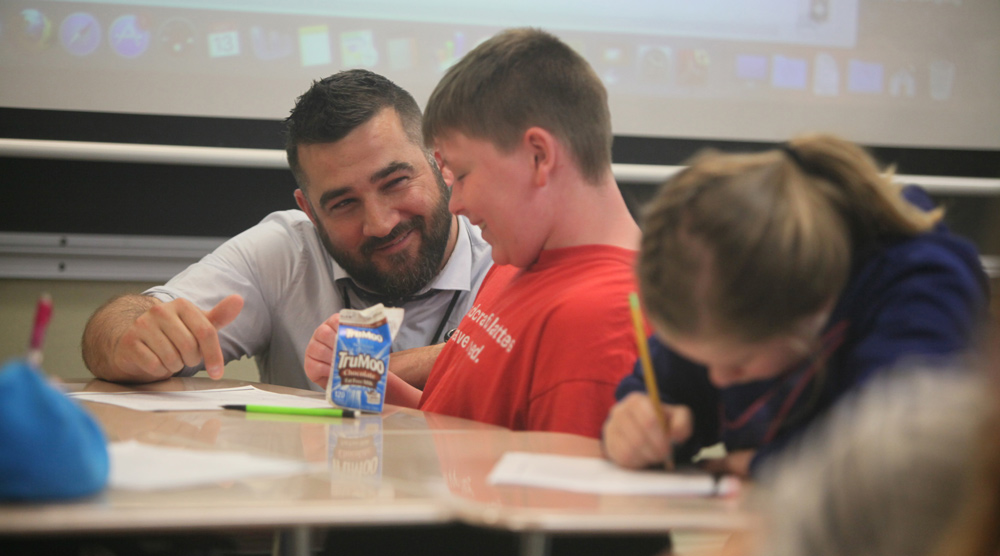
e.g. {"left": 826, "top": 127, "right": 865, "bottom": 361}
{"left": 316, "top": 173, "right": 453, "bottom": 300}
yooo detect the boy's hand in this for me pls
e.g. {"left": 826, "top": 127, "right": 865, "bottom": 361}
{"left": 304, "top": 313, "right": 341, "bottom": 389}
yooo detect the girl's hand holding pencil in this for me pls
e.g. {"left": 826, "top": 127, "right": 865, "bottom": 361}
{"left": 603, "top": 392, "right": 693, "bottom": 470}
{"left": 608, "top": 292, "right": 686, "bottom": 471}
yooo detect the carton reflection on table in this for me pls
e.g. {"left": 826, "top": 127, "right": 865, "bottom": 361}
{"left": 328, "top": 415, "right": 390, "bottom": 499}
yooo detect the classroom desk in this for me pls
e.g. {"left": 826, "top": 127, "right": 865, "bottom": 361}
{"left": 0, "top": 377, "right": 747, "bottom": 556}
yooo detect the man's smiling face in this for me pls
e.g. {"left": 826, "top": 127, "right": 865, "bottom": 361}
{"left": 294, "top": 108, "right": 454, "bottom": 298}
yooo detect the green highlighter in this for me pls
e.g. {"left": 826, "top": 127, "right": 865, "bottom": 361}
{"left": 222, "top": 404, "right": 360, "bottom": 418}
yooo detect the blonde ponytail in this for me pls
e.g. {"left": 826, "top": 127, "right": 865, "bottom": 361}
{"left": 639, "top": 134, "right": 943, "bottom": 343}
{"left": 785, "top": 134, "right": 942, "bottom": 242}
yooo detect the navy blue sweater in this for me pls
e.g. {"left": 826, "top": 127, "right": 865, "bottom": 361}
{"left": 615, "top": 187, "right": 989, "bottom": 475}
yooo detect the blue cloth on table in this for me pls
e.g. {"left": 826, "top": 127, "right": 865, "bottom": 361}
{"left": 0, "top": 360, "right": 109, "bottom": 500}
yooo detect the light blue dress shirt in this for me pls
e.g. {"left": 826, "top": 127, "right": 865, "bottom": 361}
{"left": 147, "top": 210, "right": 492, "bottom": 391}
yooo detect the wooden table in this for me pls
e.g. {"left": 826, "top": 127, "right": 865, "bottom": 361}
{"left": 0, "top": 378, "right": 747, "bottom": 555}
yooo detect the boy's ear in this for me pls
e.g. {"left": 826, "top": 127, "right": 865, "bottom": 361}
{"left": 523, "top": 127, "right": 557, "bottom": 187}
{"left": 434, "top": 151, "right": 455, "bottom": 186}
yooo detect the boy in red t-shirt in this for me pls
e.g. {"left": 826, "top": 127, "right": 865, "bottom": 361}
{"left": 412, "top": 28, "right": 642, "bottom": 438}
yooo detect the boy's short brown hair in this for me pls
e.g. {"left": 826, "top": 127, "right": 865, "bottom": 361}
{"left": 423, "top": 28, "right": 612, "bottom": 184}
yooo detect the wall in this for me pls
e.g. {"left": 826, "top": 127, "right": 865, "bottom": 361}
{"left": 0, "top": 279, "right": 259, "bottom": 382}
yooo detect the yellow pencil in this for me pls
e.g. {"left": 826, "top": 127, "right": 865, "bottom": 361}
{"left": 628, "top": 292, "right": 674, "bottom": 471}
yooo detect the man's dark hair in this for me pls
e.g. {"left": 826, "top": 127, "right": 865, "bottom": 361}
{"left": 285, "top": 69, "right": 424, "bottom": 189}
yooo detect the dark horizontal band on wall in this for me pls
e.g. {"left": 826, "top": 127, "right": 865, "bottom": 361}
{"left": 2, "top": 107, "right": 998, "bottom": 178}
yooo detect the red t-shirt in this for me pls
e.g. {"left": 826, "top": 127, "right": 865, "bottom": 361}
{"left": 419, "top": 245, "right": 640, "bottom": 439}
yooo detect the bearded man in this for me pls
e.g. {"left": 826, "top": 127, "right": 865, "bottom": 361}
{"left": 82, "top": 70, "right": 491, "bottom": 390}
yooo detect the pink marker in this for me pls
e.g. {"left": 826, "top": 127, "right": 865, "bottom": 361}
{"left": 27, "top": 294, "right": 53, "bottom": 368}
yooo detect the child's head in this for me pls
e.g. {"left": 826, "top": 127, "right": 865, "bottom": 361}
{"left": 639, "top": 134, "right": 942, "bottom": 385}
{"left": 422, "top": 27, "right": 612, "bottom": 185}
{"left": 422, "top": 28, "right": 615, "bottom": 267}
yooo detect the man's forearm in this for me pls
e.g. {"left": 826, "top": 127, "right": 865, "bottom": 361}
{"left": 389, "top": 343, "right": 444, "bottom": 389}
{"left": 81, "top": 294, "right": 158, "bottom": 381}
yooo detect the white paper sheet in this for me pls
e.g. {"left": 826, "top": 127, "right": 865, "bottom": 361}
{"left": 109, "top": 441, "right": 312, "bottom": 491}
{"left": 487, "top": 452, "right": 739, "bottom": 497}
{"left": 69, "top": 385, "right": 332, "bottom": 412}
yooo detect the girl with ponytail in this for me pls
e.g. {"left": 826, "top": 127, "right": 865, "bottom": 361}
{"left": 603, "top": 134, "right": 989, "bottom": 477}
